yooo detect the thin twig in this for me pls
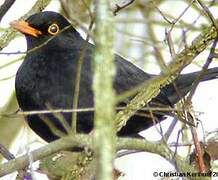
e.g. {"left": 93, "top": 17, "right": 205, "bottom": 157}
{"left": 0, "top": 74, "right": 15, "bottom": 81}
{"left": 165, "top": 29, "right": 176, "bottom": 58}
{"left": 184, "top": 39, "right": 218, "bottom": 173}
{"left": 116, "top": 150, "right": 143, "bottom": 158}
{"left": 190, "top": 123, "right": 206, "bottom": 172}
{"left": 161, "top": 118, "right": 178, "bottom": 142}
{"left": 155, "top": 6, "right": 172, "bottom": 24}
{"left": 187, "top": 38, "right": 218, "bottom": 102}
{"left": 113, "top": 0, "right": 135, "bottom": 15}
{"left": 71, "top": 9, "right": 94, "bottom": 134}
{"left": 0, "top": 106, "right": 204, "bottom": 118}
{"left": 196, "top": 0, "right": 218, "bottom": 30}
{"left": 156, "top": 0, "right": 194, "bottom": 31}
{"left": 0, "top": 144, "right": 15, "bottom": 160}
{"left": 169, "top": 142, "right": 193, "bottom": 147}
{"left": 0, "top": 51, "right": 26, "bottom": 55}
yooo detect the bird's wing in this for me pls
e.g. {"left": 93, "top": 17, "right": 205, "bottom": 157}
{"left": 114, "top": 55, "right": 172, "bottom": 106}
{"left": 114, "top": 55, "right": 151, "bottom": 94}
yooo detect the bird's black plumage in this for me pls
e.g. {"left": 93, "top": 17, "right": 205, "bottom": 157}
{"left": 12, "top": 11, "right": 218, "bottom": 142}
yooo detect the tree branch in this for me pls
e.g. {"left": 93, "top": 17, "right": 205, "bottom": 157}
{"left": 1, "top": 135, "right": 210, "bottom": 179}
{"left": 0, "top": 0, "right": 16, "bottom": 22}
{"left": 0, "top": 135, "right": 92, "bottom": 177}
{"left": 116, "top": 18, "right": 218, "bottom": 132}
{"left": 93, "top": 0, "right": 116, "bottom": 179}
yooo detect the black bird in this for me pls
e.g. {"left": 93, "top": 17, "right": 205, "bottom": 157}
{"left": 11, "top": 11, "right": 218, "bottom": 142}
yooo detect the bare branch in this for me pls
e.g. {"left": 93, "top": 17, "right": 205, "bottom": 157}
{"left": 0, "top": 144, "right": 14, "bottom": 160}
{"left": 196, "top": 0, "right": 218, "bottom": 30}
{"left": 113, "top": 0, "right": 135, "bottom": 15}
{"left": 0, "top": 0, "right": 16, "bottom": 22}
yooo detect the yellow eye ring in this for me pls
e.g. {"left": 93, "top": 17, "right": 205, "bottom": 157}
{"left": 48, "top": 23, "right": 59, "bottom": 35}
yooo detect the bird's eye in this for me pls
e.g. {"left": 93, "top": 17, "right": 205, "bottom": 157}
{"left": 48, "top": 23, "right": 59, "bottom": 35}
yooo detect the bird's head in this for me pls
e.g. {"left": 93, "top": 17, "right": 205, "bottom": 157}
{"left": 10, "top": 11, "right": 80, "bottom": 50}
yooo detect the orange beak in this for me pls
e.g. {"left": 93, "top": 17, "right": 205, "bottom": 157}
{"left": 10, "top": 20, "right": 42, "bottom": 37}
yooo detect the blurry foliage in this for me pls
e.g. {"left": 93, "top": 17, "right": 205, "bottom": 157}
{"left": 60, "top": 0, "right": 93, "bottom": 24}
{"left": 0, "top": 92, "right": 24, "bottom": 162}
{"left": 60, "top": 0, "right": 218, "bottom": 73}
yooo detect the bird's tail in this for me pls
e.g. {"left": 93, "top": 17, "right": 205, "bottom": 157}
{"left": 196, "top": 67, "right": 218, "bottom": 81}
{"left": 161, "top": 67, "right": 218, "bottom": 105}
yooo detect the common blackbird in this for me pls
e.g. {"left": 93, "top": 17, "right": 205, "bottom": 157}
{"left": 11, "top": 11, "right": 218, "bottom": 142}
